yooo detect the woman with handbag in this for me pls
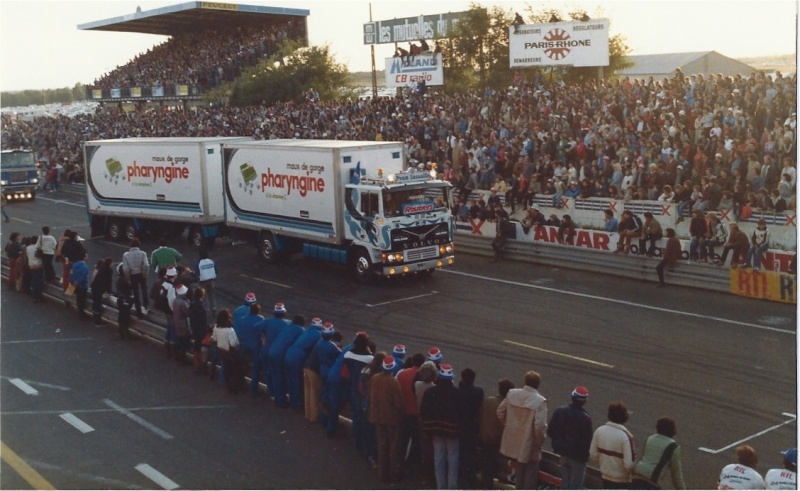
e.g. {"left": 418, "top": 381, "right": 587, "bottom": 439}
{"left": 632, "top": 417, "right": 686, "bottom": 489}
{"left": 211, "top": 309, "right": 244, "bottom": 394}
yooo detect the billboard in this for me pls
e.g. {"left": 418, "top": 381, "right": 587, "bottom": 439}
{"left": 385, "top": 53, "right": 443, "bottom": 87}
{"left": 363, "top": 11, "right": 467, "bottom": 44}
{"left": 509, "top": 19, "right": 609, "bottom": 67}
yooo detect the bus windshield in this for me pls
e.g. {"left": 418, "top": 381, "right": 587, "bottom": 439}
{"left": 382, "top": 185, "right": 450, "bottom": 218}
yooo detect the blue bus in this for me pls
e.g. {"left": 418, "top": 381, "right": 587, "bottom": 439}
{"left": 1, "top": 149, "right": 39, "bottom": 201}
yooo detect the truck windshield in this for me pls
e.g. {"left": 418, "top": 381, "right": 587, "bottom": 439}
{"left": 1, "top": 151, "right": 36, "bottom": 168}
{"left": 382, "top": 185, "right": 450, "bottom": 217}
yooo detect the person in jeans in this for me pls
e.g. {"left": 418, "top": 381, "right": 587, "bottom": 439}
{"left": 68, "top": 252, "right": 90, "bottom": 318}
{"left": 547, "top": 386, "right": 593, "bottom": 489}
{"left": 744, "top": 218, "right": 771, "bottom": 271}
{"left": 122, "top": 238, "right": 150, "bottom": 318}
{"left": 420, "top": 364, "right": 463, "bottom": 489}
{"left": 35, "top": 226, "right": 57, "bottom": 283}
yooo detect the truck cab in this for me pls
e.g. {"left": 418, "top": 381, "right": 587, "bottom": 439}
{"left": 345, "top": 168, "right": 454, "bottom": 281}
{"left": 1, "top": 149, "right": 39, "bottom": 201}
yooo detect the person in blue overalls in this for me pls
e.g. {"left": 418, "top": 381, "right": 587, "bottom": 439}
{"left": 285, "top": 317, "right": 323, "bottom": 410}
{"left": 233, "top": 302, "right": 265, "bottom": 396}
{"left": 312, "top": 323, "right": 341, "bottom": 431}
{"left": 343, "top": 332, "right": 374, "bottom": 452}
{"left": 257, "top": 302, "right": 290, "bottom": 399}
{"left": 268, "top": 314, "right": 305, "bottom": 408}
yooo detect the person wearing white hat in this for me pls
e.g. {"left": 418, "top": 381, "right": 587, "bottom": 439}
{"left": 420, "top": 364, "right": 463, "bottom": 489}
{"left": 368, "top": 355, "right": 405, "bottom": 483}
{"left": 256, "top": 302, "right": 291, "bottom": 400}
{"left": 547, "top": 386, "right": 593, "bottom": 489}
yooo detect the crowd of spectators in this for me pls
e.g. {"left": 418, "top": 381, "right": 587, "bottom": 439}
{"left": 3, "top": 65, "right": 796, "bottom": 225}
{"left": 88, "top": 22, "right": 304, "bottom": 92}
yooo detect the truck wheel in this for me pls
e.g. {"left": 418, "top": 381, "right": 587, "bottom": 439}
{"left": 125, "top": 224, "right": 137, "bottom": 242}
{"left": 351, "top": 248, "right": 374, "bottom": 284}
{"left": 259, "top": 233, "right": 278, "bottom": 264}
{"left": 107, "top": 220, "right": 123, "bottom": 241}
{"left": 189, "top": 228, "right": 204, "bottom": 248}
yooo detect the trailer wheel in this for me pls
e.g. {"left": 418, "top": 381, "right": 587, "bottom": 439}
{"left": 125, "top": 224, "right": 137, "bottom": 242}
{"left": 107, "top": 219, "right": 123, "bottom": 241}
{"left": 351, "top": 248, "right": 374, "bottom": 284}
{"left": 259, "top": 233, "right": 278, "bottom": 264}
{"left": 189, "top": 228, "right": 204, "bottom": 248}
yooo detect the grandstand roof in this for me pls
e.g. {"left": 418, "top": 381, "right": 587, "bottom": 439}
{"left": 77, "top": 2, "right": 309, "bottom": 36}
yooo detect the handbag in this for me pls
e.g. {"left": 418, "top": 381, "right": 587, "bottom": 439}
{"left": 35, "top": 236, "right": 44, "bottom": 258}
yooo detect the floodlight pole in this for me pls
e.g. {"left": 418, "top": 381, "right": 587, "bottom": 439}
{"left": 370, "top": 3, "right": 378, "bottom": 99}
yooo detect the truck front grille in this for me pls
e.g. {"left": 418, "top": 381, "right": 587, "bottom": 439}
{"left": 404, "top": 245, "right": 439, "bottom": 262}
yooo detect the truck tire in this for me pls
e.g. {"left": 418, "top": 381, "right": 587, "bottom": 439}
{"left": 259, "top": 232, "right": 278, "bottom": 264}
{"left": 125, "top": 224, "right": 137, "bottom": 242}
{"left": 107, "top": 219, "right": 123, "bottom": 241}
{"left": 351, "top": 248, "right": 374, "bottom": 284}
{"left": 189, "top": 227, "right": 204, "bottom": 248}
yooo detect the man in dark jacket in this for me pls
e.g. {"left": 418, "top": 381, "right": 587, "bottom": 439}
{"left": 547, "top": 386, "right": 593, "bottom": 489}
{"left": 420, "top": 364, "right": 464, "bottom": 490}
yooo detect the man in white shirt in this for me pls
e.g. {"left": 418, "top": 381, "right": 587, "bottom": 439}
{"left": 765, "top": 447, "right": 796, "bottom": 490}
{"left": 36, "top": 226, "right": 58, "bottom": 283}
{"left": 718, "top": 445, "right": 766, "bottom": 489}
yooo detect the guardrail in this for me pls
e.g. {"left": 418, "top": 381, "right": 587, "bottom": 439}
{"left": 455, "top": 227, "right": 731, "bottom": 292}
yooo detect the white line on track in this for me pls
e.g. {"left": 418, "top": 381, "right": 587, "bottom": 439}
{"left": 2, "top": 337, "right": 94, "bottom": 344}
{"left": 9, "top": 217, "right": 32, "bottom": 224}
{"left": 135, "top": 463, "right": 179, "bottom": 490}
{"left": 240, "top": 274, "right": 292, "bottom": 289}
{"left": 504, "top": 340, "right": 614, "bottom": 368}
{"left": 366, "top": 291, "right": 438, "bottom": 307}
{"left": 8, "top": 378, "right": 39, "bottom": 395}
{"left": 0, "top": 376, "right": 70, "bottom": 391}
{"left": 59, "top": 413, "right": 95, "bottom": 433}
{"left": 102, "top": 399, "right": 174, "bottom": 440}
{"left": 442, "top": 269, "right": 795, "bottom": 334}
{"left": 2, "top": 403, "right": 235, "bottom": 416}
{"left": 36, "top": 196, "right": 85, "bottom": 208}
{"left": 698, "top": 413, "right": 797, "bottom": 454}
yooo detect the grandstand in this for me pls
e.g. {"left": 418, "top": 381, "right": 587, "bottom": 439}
{"left": 78, "top": 2, "right": 309, "bottom": 106}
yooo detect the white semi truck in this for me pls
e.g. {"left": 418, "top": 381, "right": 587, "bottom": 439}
{"left": 223, "top": 139, "right": 455, "bottom": 281}
{"left": 84, "top": 137, "right": 251, "bottom": 246}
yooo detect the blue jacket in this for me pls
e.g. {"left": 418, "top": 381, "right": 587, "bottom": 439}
{"left": 69, "top": 260, "right": 89, "bottom": 289}
{"left": 234, "top": 313, "right": 265, "bottom": 354}
{"left": 257, "top": 316, "right": 289, "bottom": 356}
{"left": 268, "top": 321, "right": 303, "bottom": 363}
{"left": 311, "top": 338, "right": 341, "bottom": 382}
{"left": 285, "top": 326, "right": 322, "bottom": 368}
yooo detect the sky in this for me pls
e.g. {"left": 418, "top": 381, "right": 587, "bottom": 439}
{"left": 0, "top": 0, "right": 797, "bottom": 92}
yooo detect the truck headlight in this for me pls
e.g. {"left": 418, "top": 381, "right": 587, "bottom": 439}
{"left": 0, "top": 180, "right": 7, "bottom": 186}
{"left": 30, "top": 178, "right": 39, "bottom": 184}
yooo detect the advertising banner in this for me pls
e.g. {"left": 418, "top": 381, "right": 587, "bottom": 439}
{"left": 384, "top": 53, "right": 443, "bottom": 87}
{"left": 509, "top": 18, "right": 609, "bottom": 67}
{"left": 131, "top": 87, "right": 142, "bottom": 98}
{"left": 363, "top": 11, "right": 467, "bottom": 45}
{"left": 730, "top": 269, "right": 796, "bottom": 304}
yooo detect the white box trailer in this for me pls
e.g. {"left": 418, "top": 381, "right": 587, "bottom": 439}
{"left": 85, "top": 137, "right": 251, "bottom": 246}
{"left": 223, "top": 139, "right": 455, "bottom": 281}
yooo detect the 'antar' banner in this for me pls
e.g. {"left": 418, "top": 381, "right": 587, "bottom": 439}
{"left": 509, "top": 19, "right": 609, "bottom": 67}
